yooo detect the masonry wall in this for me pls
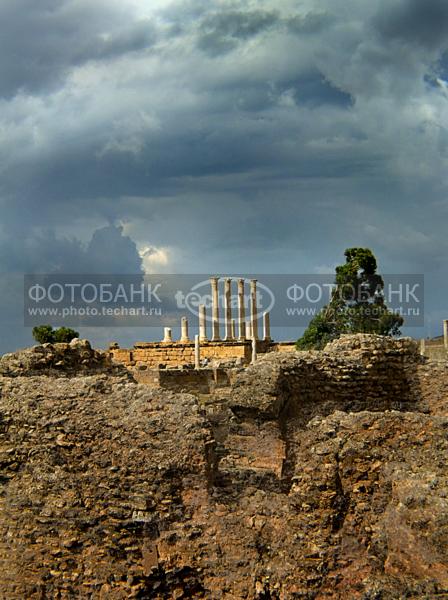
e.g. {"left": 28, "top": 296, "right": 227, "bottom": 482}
{"left": 228, "top": 334, "right": 423, "bottom": 421}
{"left": 422, "top": 342, "right": 448, "bottom": 361}
{"left": 110, "top": 340, "right": 294, "bottom": 369}
{"left": 272, "top": 342, "right": 297, "bottom": 354}
{"left": 132, "top": 367, "right": 238, "bottom": 393}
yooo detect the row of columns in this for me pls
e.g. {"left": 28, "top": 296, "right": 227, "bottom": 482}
{"left": 162, "top": 277, "right": 271, "bottom": 343}
{"left": 163, "top": 312, "right": 270, "bottom": 343}
{"left": 210, "top": 277, "right": 268, "bottom": 342}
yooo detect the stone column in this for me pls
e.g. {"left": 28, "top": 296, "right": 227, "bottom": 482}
{"left": 194, "top": 334, "right": 200, "bottom": 369}
{"left": 231, "top": 319, "right": 236, "bottom": 340}
{"left": 444, "top": 320, "right": 448, "bottom": 349}
{"left": 251, "top": 337, "right": 257, "bottom": 364}
{"left": 420, "top": 338, "right": 426, "bottom": 356}
{"left": 199, "top": 304, "right": 208, "bottom": 342}
{"left": 250, "top": 279, "right": 259, "bottom": 340}
{"left": 263, "top": 311, "right": 271, "bottom": 342}
{"left": 210, "top": 277, "right": 220, "bottom": 341}
{"left": 180, "top": 317, "right": 189, "bottom": 342}
{"left": 238, "top": 278, "right": 246, "bottom": 341}
{"left": 246, "top": 321, "right": 252, "bottom": 340}
{"left": 224, "top": 278, "right": 233, "bottom": 340}
{"left": 163, "top": 327, "right": 172, "bottom": 342}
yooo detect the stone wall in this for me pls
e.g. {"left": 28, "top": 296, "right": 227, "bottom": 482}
{"left": 132, "top": 367, "right": 239, "bottom": 393}
{"left": 273, "top": 341, "right": 297, "bottom": 353}
{"left": 422, "top": 342, "right": 448, "bottom": 361}
{"left": 111, "top": 341, "right": 250, "bottom": 368}
{"left": 110, "top": 340, "right": 295, "bottom": 370}
{"left": 228, "top": 334, "right": 422, "bottom": 421}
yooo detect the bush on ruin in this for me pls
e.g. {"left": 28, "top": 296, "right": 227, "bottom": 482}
{"left": 32, "top": 325, "right": 79, "bottom": 344}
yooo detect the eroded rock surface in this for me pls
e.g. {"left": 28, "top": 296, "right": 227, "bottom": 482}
{"left": 0, "top": 339, "right": 125, "bottom": 377}
{"left": 0, "top": 375, "right": 213, "bottom": 598}
{"left": 1, "top": 335, "right": 448, "bottom": 598}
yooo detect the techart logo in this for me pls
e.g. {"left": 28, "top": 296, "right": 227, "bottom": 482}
{"left": 174, "top": 277, "right": 275, "bottom": 322}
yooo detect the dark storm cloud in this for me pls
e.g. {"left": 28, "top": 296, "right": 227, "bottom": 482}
{"left": 0, "top": 225, "right": 143, "bottom": 274}
{"left": 196, "top": 7, "right": 336, "bottom": 56}
{"left": 286, "top": 11, "right": 334, "bottom": 35}
{"left": 1, "top": 0, "right": 448, "bottom": 352}
{"left": 74, "top": 20, "right": 157, "bottom": 63}
{"left": 197, "top": 9, "right": 279, "bottom": 55}
{"left": 374, "top": 0, "right": 448, "bottom": 49}
{"left": 85, "top": 225, "right": 144, "bottom": 274}
{"left": 0, "top": 223, "right": 144, "bottom": 351}
{"left": 0, "top": 0, "right": 155, "bottom": 98}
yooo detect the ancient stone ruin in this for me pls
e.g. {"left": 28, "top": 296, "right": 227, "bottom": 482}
{"left": 420, "top": 318, "right": 448, "bottom": 361}
{"left": 1, "top": 332, "right": 448, "bottom": 598}
{"left": 109, "top": 277, "right": 295, "bottom": 391}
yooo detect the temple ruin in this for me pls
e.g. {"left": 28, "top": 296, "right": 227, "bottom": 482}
{"left": 109, "top": 277, "right": 295, "bottom": 381}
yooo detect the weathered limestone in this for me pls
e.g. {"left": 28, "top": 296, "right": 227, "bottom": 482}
{"left": 180, "top": 317, "right": 189, "bottom": 342}
{"left": 199, "top": 304, "right": 208, "bottom": 342}
{"left": 229, "top": 334, "right": 422, "bottom": 419}
{"left": 224, "top": 278, "right": 233, "bottom": 340}
{"left": 194, "top": 334, "right": 200, "bottom": 370}
{"left": 250, "top": 279, "right": 259, "bottom": 340}
{"left": 163, "top": 327, "right": 172, "bottom": 343}
{"left": 247, "top": 321, "right": 252, "bottom": 340}
{"left": 231, "top": 319, "right": 236, "bottom": 340}
{"left": 444, "top": 320, "right": 448, "bottom": 349}
{"left": 210, "top": 277, "right": 220, "bottom": 341}
{"left": 263, "top": 311, "right": 271, "bottom": 342}
{"left": 112, "top": 342, "right": 253, "bottom": 369}
{"left": 238, "top": 278, "right": 246, "bottom": 341}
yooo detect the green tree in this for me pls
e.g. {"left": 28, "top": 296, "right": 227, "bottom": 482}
{"left": 32, "top": 324, "right": 54, "bottom": 344}
{"left": 53, "top": 327, "right": 79, "bottom": 343}
{"left": 32, "top": 325, "right": 79, "bottom": 344}
{"left": 297, "top": 247, "right": 403, "bottom": 350}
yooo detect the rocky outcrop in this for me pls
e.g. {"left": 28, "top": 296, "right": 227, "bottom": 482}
{"left": 0, "top": 339, "right": 127, "bottom": 377}
{"left": 1, "top": 334, "right": 448, "bottom": 598}
{"left": 283, "top": 410, "right": 448, "bottom": 598}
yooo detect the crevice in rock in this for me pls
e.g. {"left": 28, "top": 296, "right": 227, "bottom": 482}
{"left": 331, "top": 452, "right": 350, "bottom": 533}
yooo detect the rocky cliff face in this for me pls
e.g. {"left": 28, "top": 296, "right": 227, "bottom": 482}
{"left": 1, "top": 335, "right": 448, "bottom": 599}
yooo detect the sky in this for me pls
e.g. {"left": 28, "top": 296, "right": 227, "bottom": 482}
{"left": 1, "top": 0, "right": 448, "bottom": 352}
